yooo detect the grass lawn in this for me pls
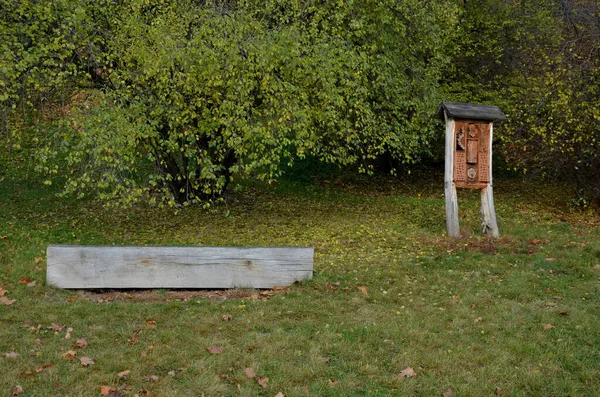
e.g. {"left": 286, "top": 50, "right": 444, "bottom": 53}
{"left": 1, "top": 154, "right": 599, "bottom": 396}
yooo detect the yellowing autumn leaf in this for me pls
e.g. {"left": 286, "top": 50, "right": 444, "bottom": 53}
{"left": 100, "top": 385, "right": 117, "bottom": 396}
{"left": 118, "top": 370, "right": 130, "bottom": 379}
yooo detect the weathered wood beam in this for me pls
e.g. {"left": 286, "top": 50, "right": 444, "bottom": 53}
{"left": 46, "top": 245, "right": 314, "bottom": 289}
{"left": 444, "top": 111, "right": 460, "bottom": 237}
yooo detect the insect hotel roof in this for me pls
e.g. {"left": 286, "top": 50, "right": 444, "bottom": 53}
{"left": 434, "top": 102, "right": 507, "bottom": 122}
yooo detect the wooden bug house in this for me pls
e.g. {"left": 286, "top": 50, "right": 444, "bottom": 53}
{"left": 434, "top": 102, "right": 507, "bottom": 238}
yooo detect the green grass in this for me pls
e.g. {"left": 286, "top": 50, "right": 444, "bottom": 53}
{"left": 1, "top": 154, "right": 599, "bottom": 396}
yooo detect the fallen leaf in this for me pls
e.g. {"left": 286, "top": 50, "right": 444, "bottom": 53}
{"left": 221, "top": 314, "right": 233, "bottom": 321}
{"left": 272, "top": 286, "right": 285, "bottom": 291}
{"left": 274, "top": 393, "right": 285, "bottom": 397}
{"left": 357, "top": 286, "right": 368, "bottom": 295}
{"left": 80, "top": 357, "right": 95, "bottom": 366}
{"left": 65, "top": 328, "right": 73, "bottom": 340}
{"left": 128, "top": 329, "right": 141, "bottom": 345}
{"left": 63, "top": 350, "right": 77, "bottom": 360}
{"left": 328, "top": 379, "right": 336, "bottom": 387}
{"left": 542, "top": 323, "right": 555, "bottom": 330}
{"left": 326, "top": 282, "right": 338, "bottom": 291}
{"left": 27, "top": 281, "right": 36, "bottom": 287}
{"left": 100, "top": 386, "right": 117, "bottom": 396}
{"left": 146, "top": 319, "right": 156, "bottom": 328}
{"left": 12, "top": 385, "right": 24, "bottom": 396}
{"left": 118, "top": 370, "right": 130, "bottom": 379}
{"left": 34, "top": 257, "right": 42, "bottom": 264}
{"left": 443, "top": 389, "right": 453, "bottom": 397}
{"left": 168, "top": 370, "right": 177, "bottom": 376}
{"left": 243, "top": 368, "right": 255, "bottom": 378}
{"left": 256, "top": 377, "right": 269, "bottom": 388}
{"left": 5, "top": 352, "right": 19, "bottom": 359}
{"left": 107, "top": 391, "right": 123, "bottom": 397}
{"left": 18, "top": 277, "right": 31, "bottom": 284}
{"left": 207, "top": 346, "right": 222, "bottom": 355}
{"left": 451, "top": 296, "right": 460, "bottom": 303}
{"left": 495, "top": 387, "right": 509, "bottom": 395}
{"left": 143, "top": 375, "right": 159, "bottom": 382}
{"left": 0, "top": 296, "right": 16, "bottom": 306}
{"left": 21, "top": 363, "right": 52, "bottom": 376}
{"left": 0, "top": 288, "right": 6, "bottom": 296}
{"left": 474, "top": 317, "right": 483, "bottom": 323}
{"left": 593, "top": 264, "right": 600, "bottom": 270}
{"left": 558, "top": 311, "right": 569, "bottom": 316}
{"left": 546, "top": 257, "right": 556, "bottom": 261}
{"left": 48, "top": 323, "right": 64, "bottom": 332}
{"left": 396, "top": 367, "right": 417, "bottom": 379}
{"left": 75, "top": 338, "right": 88, "bottom": 349}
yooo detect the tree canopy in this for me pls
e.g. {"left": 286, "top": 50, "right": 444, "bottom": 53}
{"left": 2, "top": 0, "right": 599, "bottom": 206}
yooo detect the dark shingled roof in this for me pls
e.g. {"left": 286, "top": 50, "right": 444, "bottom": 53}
{"left": 434, "top": 102, "right": 507, "bottom": 122}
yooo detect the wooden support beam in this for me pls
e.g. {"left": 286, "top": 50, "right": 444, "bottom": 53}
{"left": 444, "top": 112, "right": 460, "bottom": 237}
{"left": 46, "top": 245, "right": 314, "bottom": 289}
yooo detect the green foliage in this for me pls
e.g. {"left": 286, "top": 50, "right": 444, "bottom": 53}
{"left": 446, "top": 0, "right": 600, "bottom": 205}
{"left": 32, "top": 0, "right": 459, "bottom": 206}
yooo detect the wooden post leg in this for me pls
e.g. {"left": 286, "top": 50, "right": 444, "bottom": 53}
{"left": 445, "top": 182, "right": 460, "bottom": 237}
{"left": 480, "top": 184, "right": 499, "bottom": 238}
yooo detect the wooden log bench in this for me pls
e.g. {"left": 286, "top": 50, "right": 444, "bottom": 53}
{"left": 46, "top": 245, "right": 314, "bottom": 289}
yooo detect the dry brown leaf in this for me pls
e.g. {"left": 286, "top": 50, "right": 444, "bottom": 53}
{"left": 34, "top": 257, "right": 42, "bottom": 264}
{"left": 48, "top": 323, "right": 64, "bottom": 332}
{"left": 221, "top": 314, "right": 233, "bottom": 321}
{"left": 63, "top": 350, "right": 77, "bottom": 360}
{"left": 11, "top": 385, "right": 24, "bottom": 396}
{"left": 451, "top": 296, "right": 460, "bottom": 303}
{"left": 100, "top": 386, "right": 117, "bottom": 396}
{"left": 396, "top": 367, "right": 417, "bottom": 379}
{"left": 542, "top": 323, "right": 555, "bottom": 330}
{"left": 146, "top": 319, "right": 156, "bottom": 328}
{"left": 143, "top": 375, "right": 159, "bottom": 382}
{"left": 558, "top": 311, "right": 569, "bottom": 316}
{"left": 328, "top": 379, "right": 336, "bottom": 388}
{"left": 593, "top": 264, "right": 600, "bottom": 270}
{"left": 118, "top": 370, "right": 130, "bottom": 379}
{"left": 18, "top": 277, "right": 31, "bottom": 284}
{"left": 0, "top": 288, "right": 6, "bottom": 296}
{"left": 357, "top": 286, "right": 368, "bottom": 295}
{"left": 128, "top": 329, "right": 141, "bottom": 345}
{"left": 75, "top": 338, "right": 88, "bottom": 349}
{"left": 207, "top": 346, "right": 223, "bottom": 355}
{"left": 21, "top": 363, "right": 52, "bottom": 376}
{"left": 5, "top": 352, "right": 19, "bottom": 359}
{"left": 0, "top": 296, "right": 16, "bottom": 306}
{"left": 495, "top": 387, "right": 509, "bottom": 395}
{"left": 243, "top": 368, "right": 255, "bottom": 378}
{"left": 256, "top": 377, "right": 269, "bottom": 388}
{"left": 272, "top": 286, "right": 285, "bottom": 291}
{"left": 443, "top": 388, "right": 453, "bottom": 397}
{"left": 26, "top": 281, "right": 36, "bottom": 287}
{"left": 474, "top": 317, "right": 483, "bottom": 323}
{"left": 80, "top": 356, "right": 95, "bottom": 366}
{"left": 65, "top": 328, "right": 73, "bottom": 340}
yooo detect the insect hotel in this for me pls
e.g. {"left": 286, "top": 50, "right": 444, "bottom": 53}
{"left": 434, "top": 102, "right": 507, "bottom": 238}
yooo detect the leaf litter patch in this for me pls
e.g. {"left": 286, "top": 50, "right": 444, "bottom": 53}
{"left": 74, "top": 287, "right": 290, "bottom": 303}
